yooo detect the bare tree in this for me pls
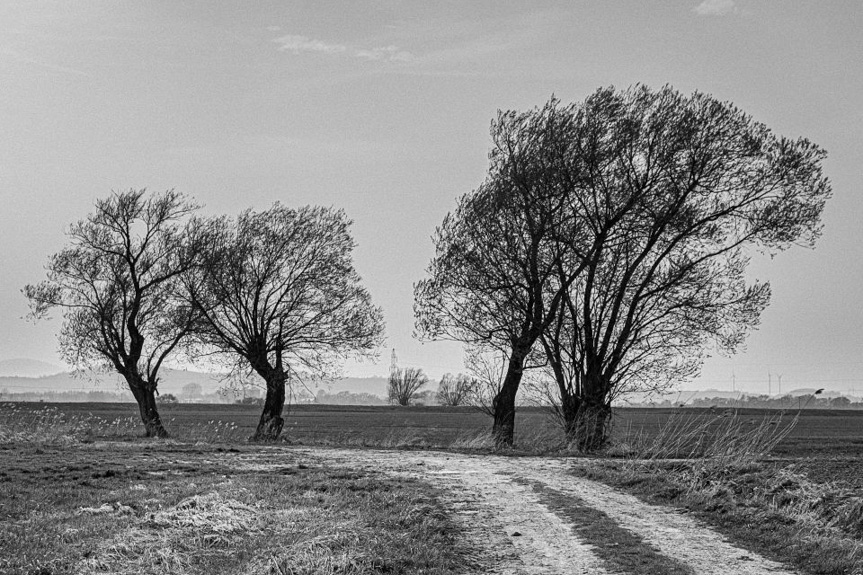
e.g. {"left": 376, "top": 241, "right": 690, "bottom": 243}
{"left": 418, "top": 87, "right": 830, "bottom": 449}
{"left": 24, "top": 189, "right": 204, "bottom": 437}
{"left": 537, "top": 86, "right": 831, "bottom": 451}
{"left": 186, "top": 204, "right": 384, "bottom": 441}
{"left": 388, "top": 366, "right": 429, "bottom": 406}
{"left": 435, "top": 373, "right": 476, "bottom": 407}
{"left": 415, "top": 101, "right": 593, "bottom": 446}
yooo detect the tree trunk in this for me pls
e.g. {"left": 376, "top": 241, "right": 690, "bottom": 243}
{"left": 253, "top": 373, "right": 286, "bottom": 441}
{"left": 557, "top": 371, "right": 613, "bottom": 452}
{"left": 559, "top": 392, "right": 581, "bottom": 438}
{"left": 491, "top": 350, "right": 527, "bottom": 447}
{"left": 571, "top": 398, "right": 612, "bottom": 452}
{"left": 127, "top": 377, "right": 168, "bottom": 438}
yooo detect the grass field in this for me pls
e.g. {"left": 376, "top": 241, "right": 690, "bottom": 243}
{"left": 4, "top": 401, "right": 863, "bottom": 491}
{"left": 4, "top": 401, "right": 863, "bottom": 574}
{"left": 0, "top": 440, "right": 475, "bottom": 574}
{"left": 6, "top": 401, "right": 863, "bottom": 467}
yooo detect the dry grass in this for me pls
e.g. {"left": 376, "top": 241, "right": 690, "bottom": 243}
{"left": 4, "top": 401, "right": 863, "bottom": 574}
{"left": 0, "top": 403, "right": 142, "bottom": 443}
{"left": 613, "top": 409, "right": 798, "bottom": 492}
{"left": 170, "top": 418, "right": 245, "bottom": 443}
{"left": 0, "top": 404, "right": 473, "bottom": 574}
{"left": 576, "top": 409, "right": 863, "bottom": 575}
{"left": 0, "top": 403, "right": 249, "bottom": 444}
{"left": 576, "top": 458, "right": 863, "bottom": 575}
{"left": 614, "top": 409, "right": 797, "bottom": 461}
{"left": 0, "top": 442, "right": 474, "bottom": 575}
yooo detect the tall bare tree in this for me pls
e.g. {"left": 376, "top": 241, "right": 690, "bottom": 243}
{"left": 24, "top": 189, "right": 204, "bottom": 437}
{"left": 187, "top": 204, "right": 384, "bottom": 441}
{"left": 417, "top": 87, "right": 830, "bottom": 449}
{"left": 415, "top": 101, "right": 593, "bottom": 446}
{"left": 534, "top": 86, "right": 831, "bottom": 451}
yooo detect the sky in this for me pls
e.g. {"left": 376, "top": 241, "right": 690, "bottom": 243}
{"left": 1, "top": 1, "right": 862, "bottom": 396}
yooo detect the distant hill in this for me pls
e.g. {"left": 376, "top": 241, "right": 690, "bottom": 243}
{"left": 0, "top": 366, "right": 391, "bottom": 399}
{"left": 0, "top": 368, "right": 227, "bottom": 395}
{"left": 0, "top": 358, "right": 65, "bottom": 378}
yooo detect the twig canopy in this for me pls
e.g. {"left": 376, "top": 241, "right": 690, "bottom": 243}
{"left": 416, "top": 85, "right": 831, "bottom": 448}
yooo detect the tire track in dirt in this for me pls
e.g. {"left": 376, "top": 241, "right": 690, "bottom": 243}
{"left": 308, "top": 448, "right": 611, "bottom": 574}
{"left": 513, "top": 458, "right": 793, "bottom": 575}
{"left": 292, "top": 448, "right": 798, "bottom": 575}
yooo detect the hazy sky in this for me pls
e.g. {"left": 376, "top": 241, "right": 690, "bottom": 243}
{"left": 1, "top": 1, "right": 861, "bottom": 395}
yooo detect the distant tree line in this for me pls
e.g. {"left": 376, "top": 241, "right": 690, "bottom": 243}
{"left": 681, "top": 394, "right": 857, "bottom": 410}
{"left": 315, "top": 390, "right": 387, "bottom": 406}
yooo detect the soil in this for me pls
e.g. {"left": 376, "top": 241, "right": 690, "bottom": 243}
{"left": 279, "top": 447, "right": 798, "bottom": 575}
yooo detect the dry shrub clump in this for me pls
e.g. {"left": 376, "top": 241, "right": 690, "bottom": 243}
{"left": 762, "top": 467, "right": 863, "bottom": 538}
{"left": 627, "top": 410, "right": 797, "bottom": 484}
{"left": 149, "top": 491, "right": 259, "bottom": 533}
{"left": 77, "top": 490, "right": 265, "bottom": 574}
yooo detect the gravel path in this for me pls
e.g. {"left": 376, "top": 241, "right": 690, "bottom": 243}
{"left": 294, "top": 448, "right": 798, "bottom": 575}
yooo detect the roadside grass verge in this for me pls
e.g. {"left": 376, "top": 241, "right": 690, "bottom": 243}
{"left": 573, "top": 410, "right": 863, "bottom": 575}
{"left": 0, "top": 442, "right": 475, "bottom": 575}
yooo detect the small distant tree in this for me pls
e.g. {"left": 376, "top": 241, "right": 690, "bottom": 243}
{"left": 24, "top": 189, "right": 205, "bottom": 437}
{"left": 388, "top": 367, "right": 429, "bottom": 406}
{"left": 436, "top": 373, "right": 476, "bottom": 406}
{"left": 157, "top": 393, "right": 178, "bottom": 404}
{"left": 186, "top": 204, "right": 384, "bottom": 441}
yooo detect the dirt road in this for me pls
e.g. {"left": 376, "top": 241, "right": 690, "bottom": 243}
{"left": 289, "top": 448, "right": 796, "bottom": 575}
